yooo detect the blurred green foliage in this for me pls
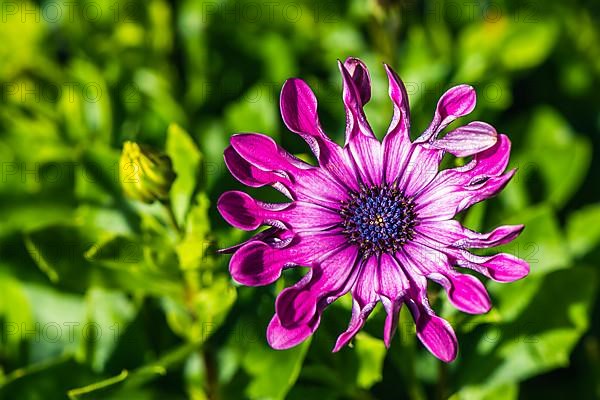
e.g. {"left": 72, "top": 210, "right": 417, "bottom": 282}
{"left": 0, "top": 0, "right": 599, "bottom": 399}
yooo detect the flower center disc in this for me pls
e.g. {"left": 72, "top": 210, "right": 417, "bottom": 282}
{"left": 340, "top": 184, "right": 417, "bottom": 258}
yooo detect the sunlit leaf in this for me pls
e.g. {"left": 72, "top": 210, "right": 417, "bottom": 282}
{"left": 354, "top": 332, "right": 386, "bottom": 389}
{"left": 455, "top": 268, "right": 597, "bottom": 390}
{"left": 566, "top": 204, "right": 600, "bottom": 258}
{"left": 166, "top": 123, "right": 202, "bottom": 227}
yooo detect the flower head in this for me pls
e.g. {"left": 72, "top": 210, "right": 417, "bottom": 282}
{"left": 218, "top": 58, "right": 529, "bottom": 362}
{"left": 119, "top": 141, "right": 176, "bottom": 204}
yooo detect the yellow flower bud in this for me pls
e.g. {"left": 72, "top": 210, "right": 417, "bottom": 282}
{"left": 119, "top": 141, "right": 176, "bottom": 203}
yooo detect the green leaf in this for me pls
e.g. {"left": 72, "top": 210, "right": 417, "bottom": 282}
{"left": 166, "top": 123, "right": 202, "bottom": 227}
{"left": 508, "top": 107, "right": 591, "bottom": 208}
{"left": 493, "top": 205, "right": 570, "bottom": 276}
{"left": 500, "top": 21, "right": 559, "bottom": 70}
{"left": 450, "top": 382, "right": 518, "bottom": 400}
{"left": 133, "top": 69, "right": 188, "bottom": 129}
{"left": 0, "top": 270, "right": 34, "bottom": 358}
{"left": 63, "top": 60, "right": 113, "bottom": 144}
{"left": 354, "top": 332, "right": 386, "bottom": 389}
{"left": 455, "top": 268, "right": 597, "bottom": 390}
{"left": 0, "top": 159, "right": 78, "bottom": 239}
{"left": 21, "top": 284, "right": 86, "bottom": 363}
{"left": 162, "top": 276, "right": 235, "bottom": 343}
{"left": 0, "top": 5, "right": 45, "bottom": 79}
{"left": 487, "top": 276, "right": 543, "bottom": 323}
{"left": 243, "top": 339, "right": 311, "bottom": 400}
{"left": 566, "top": 204, "right": 600, "bottom": 258}
{"left": 67, "top": 342, "right": 200, "bottom": 399}
{"left": 176, "top": 193, "right": 212, "bottom": 270}
{"left": 80, "top": 288, "right": 137, "bottom": 372}
{"left": 225, "top": 85, "right": 278, "bottom": 135}
{"left": 26, "top": 224, "right": 182, "bottom": 297}
{"left": 193, "top": 277, "right": 237, "bottom": 338}
{"left": 84, "top": 234, "right": 144, "bottom": 269}
{"left": 0, "top": 198, "right": 74, "bottom": 239}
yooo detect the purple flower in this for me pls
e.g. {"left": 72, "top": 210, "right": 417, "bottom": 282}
{"left": 218, "top": 58, "right": 529, "bottom": 362}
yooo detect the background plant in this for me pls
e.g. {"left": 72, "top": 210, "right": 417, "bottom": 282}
{"left": 0, "top": 0, "right": 598, "bottom": 399}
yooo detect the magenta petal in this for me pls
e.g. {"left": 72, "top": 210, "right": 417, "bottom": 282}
{"left": 429, "top": 272, "right": 491, "bottom": 314}
{"left": 383, "top": 64, "right": 410, "bottom": 137}
{"left": 416, "top": 169, "right": 517, "bottom": 221}
{"left": 417, "top": 84, "right": 477, "bottom": 143}
{"left": 436, "top": 84, "right": 477, "bottom": 123}
{"left": 275, "top": 245, "right": 360, "bottom": 328}
{"left": 416, "top": 221, "right": 524, "bottom": 249}
{"left": 217, "top": 191, "right": 341, "bottom": 231}
{"left": 218, "top": 190, "right": 280, "bottom": 230}
{"left": 432, "top": 121, "right": 498, "bottom": 157}
{"left": 333, "top": 256, "right": 379, "bottom": 351}
{"left": 378, "top": 253, "right": 410, "bottom": 299}
{"left": 457, "top": 251, "right": 530, "bottom": 282}
{"left": 339, "top": 61, "right": 384, "bottom": 186}
{"left": 228, "top": 134, "right": 350, "bottom": 206}
{"left": 230, "top": 133, "right": 310, "bottom": 172}
{"left": 280, "top": 78, "right": 324, "bottom": 140}
{"left": 333, "top": 300, "right": 368, "bottom": 352}
{"left": 460, "top": 133, "right": 511, "bottom": 177}
{"left": 456, "top": 169, "right": 517, "bottom": 212}
{"left": 344, "top": 57, "right": 371, "bottom": 105}
{"left": 380, "top": 296, "right": 402, "bottom": 348}
{"left": 338, "top": 60, "right": 375, "bottom": 142}
{"left": 224, "top": 146, "right": 292, "bottom": 197}
{"left": 352, "top": 256, "right": 380, "bottom": 308}
{"left": 347, "top": 134, "right": 383, "bottom": 186}
{"left": 275, "top": 272, "right": 317, "bottom": 327}
{"left": 279, "top": 201, "right": 342, "bottom": 230}
{"left": 279, "top": 79, "right": 360, "bottom": 191}
{"left": 454, "top": 224, "right": 524, "bottom": 248}
{"left": 412, "top": 234, "right": 530, "bottom": 284}
{"left": 399, "top": 145, "right": 445, "bottom": 196}
{"left": 414, "top": 311, "right": 458, "bottom": 363}
{"left": 414, "top": 134, "right": 515, "bottom": 220}
{"left": 378, "top": 254, "right": 409, "bottom": 346}
{"left": 230, "top": 241, "right": 287, "bottom": 286}
{"left": 382, "top": 64, "right": 412, "bottom": 184}
{"left": 400, "top": 240, "right": 452, "bottom": 278}
{"left": 395, "top": 253, "right": 459, "bottom": 363}
{"left": 267, "top": 314, "right": 319, "bottom": 349}
{"left": 230, "top": 231, "right": 347, "bottom": 286}
{"left": 217, "top": 227, "right": 285, "bottom": 254}
{"left": 418, "top": 133, "right": 512, "bottom": 196}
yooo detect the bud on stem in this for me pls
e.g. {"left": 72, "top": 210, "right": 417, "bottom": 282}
{"left": 119, "top": 141, "right": 176, "bottom": 204}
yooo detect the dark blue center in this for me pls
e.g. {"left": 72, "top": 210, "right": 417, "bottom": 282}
{"left": 340, "top": 184, "right": 417, "bottom": 257}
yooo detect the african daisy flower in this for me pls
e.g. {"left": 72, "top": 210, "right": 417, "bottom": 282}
{"left": 218, "top": 58, "right": 529, "bottom": 362}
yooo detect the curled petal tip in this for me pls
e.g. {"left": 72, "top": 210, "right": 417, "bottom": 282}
{"left": 416, "top": 315, "right": 459, "bottom": 363}
{"left": 417, "top": 84, "right": 478, "bottom": 143}
{"left": 343, "top": 57, "right": 371, "bottom": 105}
{"left": 332, "top": 341, "right": 344, "bottom": 353}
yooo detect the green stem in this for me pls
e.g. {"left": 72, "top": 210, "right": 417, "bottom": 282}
{"left": 161, "top": 200, "right": 217, "bottom": 399}
{"left": 162, "top": 200, "right": 181, "bottom": 238}
{"left": 437, "top": 361, "right": 449, "bottom": 400}
{"left": 203, "top": 349, "right": 219, "bottom": 400}
{"left": 391, "top": 309, "right": 426, "bottom": 400}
